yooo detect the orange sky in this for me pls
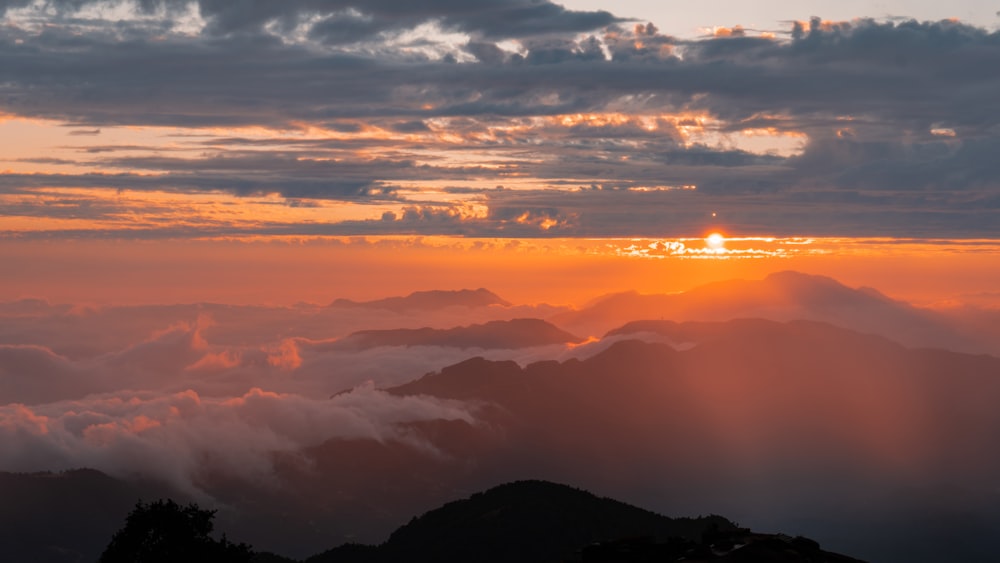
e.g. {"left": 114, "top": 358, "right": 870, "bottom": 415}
{"left": 2, "top": 8, "right": 999, "bottom": 311}
{"left": 2, "top": 236, "right": 997, "bottom": 308}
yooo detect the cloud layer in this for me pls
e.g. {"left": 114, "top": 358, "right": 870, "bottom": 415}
{"left": 0, "top": 3, "right": 998, "bottom": 237}
{"left": 0, "top": 293, "right": 582, "bottom": 493}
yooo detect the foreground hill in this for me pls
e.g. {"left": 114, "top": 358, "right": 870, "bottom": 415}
{"left": 332, "top": 318, "right": 583, "bottom": 350}
{"left": 302, "top": 480, "right": 861, "bottom": 563}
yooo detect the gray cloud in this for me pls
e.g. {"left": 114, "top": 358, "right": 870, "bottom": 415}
{"left": 3, "top": 15, "right": 995, "bottom": 130}
{"left": 0, "top": 0, "right": 620, "bottom": 40}
{"left": 0, "top": 8, "right": 999, "bottom": 236}
{"left": 302, "top": 0, "right": 621, "bottom": 42}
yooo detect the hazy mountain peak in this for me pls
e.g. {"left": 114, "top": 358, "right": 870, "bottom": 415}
{"left": 762, "top": 270, "right": 844, "bottom": 294}
{"left": 760, "top": 270, "right": 892, "bottom": 306}
{"left": 550, "top": 271, "right": 1000, "bottom": 354}
{"left": 580, "top": 289, "right": 642, "bottom": 308}
{"left": 764, "top": 270, "right": 838, "bottom": 284}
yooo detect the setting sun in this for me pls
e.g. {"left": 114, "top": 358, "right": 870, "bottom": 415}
{"left": 706, "top": 232, "right": 726, "bottom": 250}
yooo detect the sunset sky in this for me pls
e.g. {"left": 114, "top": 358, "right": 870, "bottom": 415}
{"left": 1, "top": 0, "right": 999, "bottom": 304}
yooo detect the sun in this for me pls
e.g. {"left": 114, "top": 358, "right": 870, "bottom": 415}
{"left": 705, "top": 232, "right": 726, "bottom": 251}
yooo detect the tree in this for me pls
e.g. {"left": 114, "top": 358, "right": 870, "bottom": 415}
{"left": 98, "top": 499, "right": 253, "bottom": 563}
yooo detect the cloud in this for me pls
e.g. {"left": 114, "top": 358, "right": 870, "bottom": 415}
{"left": 0, "top": 387, "right": 473, "bottom": 493}
{"left": 302, "top": 0, "right": 621, "bottom": 42}
{"left": 2, "top": 13, "right": 994, "bottom": 132}
{"left": 0, "top": 295, "right": 578, "bottom": 402}
{"left": 1, "top": 9, "right": 1000, "bottom": 236}
{"left": 0, "top": 0, "right": 620, "bottom": 41}
{"left": 0, "top": 384, "right": 476, "bottom": 495}
{"left": 0, "top": 345, "right": 94, "bottom": 404}
{"left": 0, "top": 320, "right": 216, "bottom": 404}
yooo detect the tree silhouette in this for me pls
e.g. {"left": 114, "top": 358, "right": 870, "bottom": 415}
{"left": 98, "top": 499, "right": 253, "bottom": 563}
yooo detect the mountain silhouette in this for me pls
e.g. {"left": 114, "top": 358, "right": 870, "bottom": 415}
{"left": 389, "top": 320, "right": 1000, "bottom": 463}
{"left": 550, "top": 271, "right": 999, "bottom": 355}
{"left": 333, "top": 318, "right": 582, "bottom": 350}
{"left": 382, "top": 319, "right": 1000, "bottom": 562}
{"left": 363, "top": 480, "right": 728, "bottom": 563}
{"left": 303, "top": 480, "right": 862, "bottom": 563}
{"left": 330, "top": 289, "right": 511, "bottom": 312}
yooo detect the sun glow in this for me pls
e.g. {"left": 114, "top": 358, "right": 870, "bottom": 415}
{"left": 706, "top": 232, "right": 726, "bottom": 251}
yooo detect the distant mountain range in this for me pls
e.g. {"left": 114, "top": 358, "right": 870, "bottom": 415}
{"left": 549, "top": 271, "right": 1000, "bottom": 355}
{"left": 332, "top": 318, "right": 582, "bottom": 350}
{"left": 319, "top": 272, "right": 1000, "bottom": 356}
{"left": 4, "top": 271, "right": 996, "bottom": 360}
{"left": 330, "top": 289, "right": 511, "bottom": 312}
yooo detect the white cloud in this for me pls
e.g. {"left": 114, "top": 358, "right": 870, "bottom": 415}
{"left": 0, "top": 385, "right": 476, "bottom": 495}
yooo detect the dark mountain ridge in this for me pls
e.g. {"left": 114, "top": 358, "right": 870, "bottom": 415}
{"left": 303, "top": 480, "right": 862, "bottom": 563}
{"left": 330, "top": 288, "right": 511, "bottom": 312}
{"left": 382, "top": 319, "right": 1000, "bottom": 562}
{"left": 332, "top": 318, "right": 582, "bottom": 350}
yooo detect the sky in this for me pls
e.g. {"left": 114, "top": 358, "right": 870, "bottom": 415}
{"left": 1, "top": 0, "right": 999, "bottom": 304}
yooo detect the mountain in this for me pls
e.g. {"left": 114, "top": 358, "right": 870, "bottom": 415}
{"left": 385, "top": 320, "right": 1000, "bottom": 562}
{"left": 550, "top": 271, "right": 999, "bottom": 355}
{"left": 389, "top": 319, "right": 1000, "bottom": 465}
{"left": 304, "top": 480, "right": 861, "bottom": 563}
{"left": 333, "top": 318, "right": 583, "bottom": 350}
{"left": 330, "top": 289, "right": 511, "bottom": 312}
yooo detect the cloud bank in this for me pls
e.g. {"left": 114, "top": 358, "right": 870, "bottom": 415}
{"left": 0, "top": 294, "right": 581, "bottom": 493}
{"left": 0, "top": 385, "right": 476, "bottom": 496}
{"left": 0, "top": 3, "right": 997, "bottom": 237}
